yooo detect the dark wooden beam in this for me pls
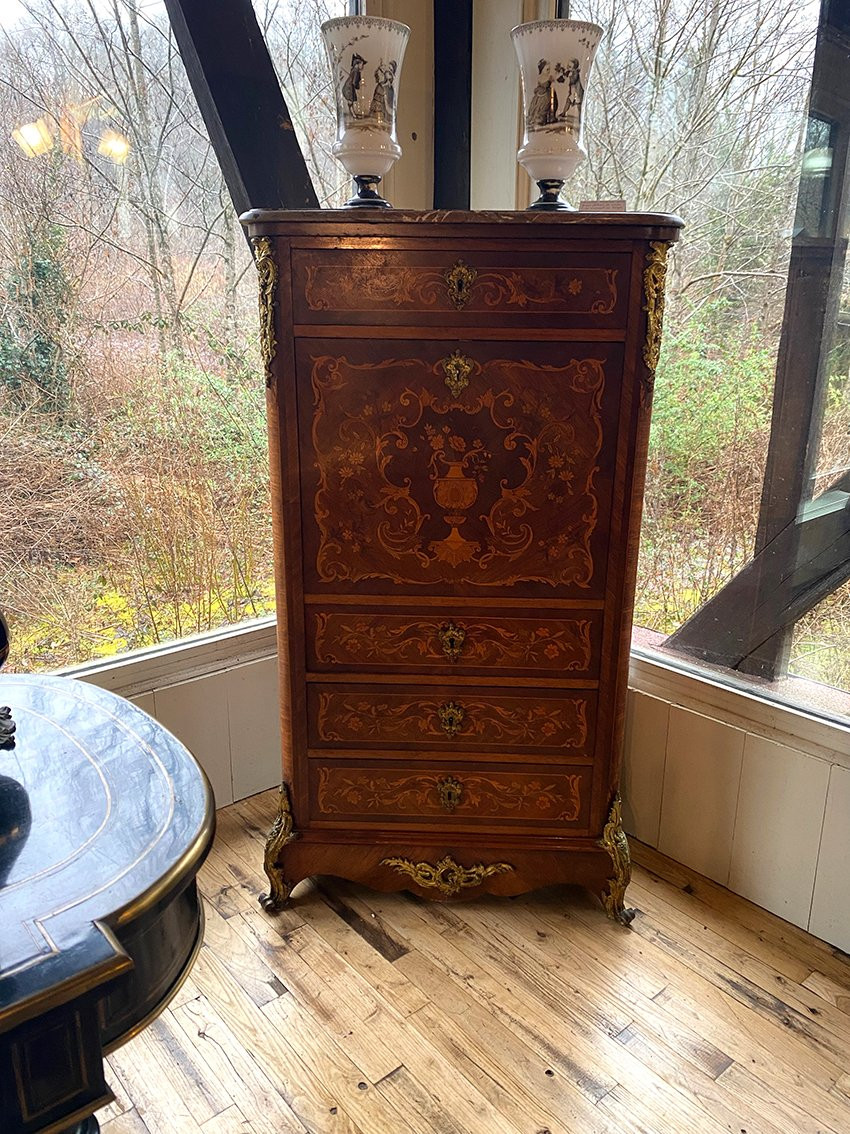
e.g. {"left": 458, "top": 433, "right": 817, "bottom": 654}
{"left": 162, "top": 0, "right": 319, "bottom": 216}
{"left": 666, "top": 492, "right": 850, "bottom": 671}
{"left": 433, "top": 0, "right": 472, "bottom": 209}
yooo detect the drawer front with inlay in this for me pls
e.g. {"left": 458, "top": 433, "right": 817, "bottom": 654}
{"left": 307, "top": 685, "right": 596, "bottom": 755}
{"left": 309, "top": 760, "right": 592, "bottom": 829}
{"left": 292, "top": 247, "right": 631, "bottom": 327}
{"left": 298, "top": 338, "right": 623, "bottom": 598}
{"left": 306, "top": 607, "right": 603, "bottom": 678}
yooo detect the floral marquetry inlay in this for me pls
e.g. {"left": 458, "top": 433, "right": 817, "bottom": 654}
{"left": 299, "top": 253, "right": 618, "bottom": 315}
{"left": 314, "top": 691, "right": 590, "bottom": 749}
{"left": 305, "top": 350, "right": 609, "bottom": 590}
{"left": 317, "top": 768, "right": 583, "bottom": 822}
{"left": 312, "top": 612, "right": 595, "bottom": 672}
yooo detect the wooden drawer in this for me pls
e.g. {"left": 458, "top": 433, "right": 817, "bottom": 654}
{"left": 291, "top": 247, "right": 630, "bottom": 328}
{"left": 307, "top": 684, "right": 595, "bottom": 755}
{"left": 309, "top": 760, "right": 592, "bottom": 830}
{"left": 298, "top": 338, "right": 623, "bottom": 598}
{"left": 306, "top": 606, "right": 602, "bottom": 678}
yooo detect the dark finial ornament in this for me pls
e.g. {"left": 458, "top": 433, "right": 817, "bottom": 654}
{"left": 0, "top": 608, "right": 15, "bottom": 749}
{"left": 346, "top": 174, "right": 392, "bottom": 208}
{"left": 529, "top": 178, "right": 573, "bottom": 211}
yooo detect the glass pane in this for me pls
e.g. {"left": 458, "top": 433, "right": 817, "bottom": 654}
{"left": 568, "top": 1, "right": 850, "bottom": 722}
{"left": 0, "top": 0, "right": 344, "bottom": 672}
{"left": 253, "top": 0, "right": 349, "bottom": 207}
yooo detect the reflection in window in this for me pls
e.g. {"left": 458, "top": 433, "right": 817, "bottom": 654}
{"left": 571, "top": 0, "right": 850, "bottom": 719}
{"left": 0, "top": 0, "right": 345, "bottom": 670}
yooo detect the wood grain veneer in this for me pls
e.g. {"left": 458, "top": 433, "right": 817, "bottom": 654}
{"left": 242, "top": 208, "right": 682, "bottom": 920}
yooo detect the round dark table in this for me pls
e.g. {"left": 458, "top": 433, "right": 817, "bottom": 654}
{"left": 0, "top": 675, "right": 215, "bottom": 1134}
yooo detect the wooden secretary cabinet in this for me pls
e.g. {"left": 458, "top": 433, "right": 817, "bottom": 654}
{"left": 242, "top": 208, "right": 682, "bottom": 923}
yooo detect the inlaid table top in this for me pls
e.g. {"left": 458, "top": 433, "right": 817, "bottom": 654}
{"left": 0, "top": 674, "right": 214, "bottom": 1036}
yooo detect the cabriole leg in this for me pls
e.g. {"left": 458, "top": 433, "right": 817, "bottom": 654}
{"left": 600, "top": 793, "right": 636, "bottom": 926}
{"left": 259, "top": 783, "right": 297, "bottom": 912}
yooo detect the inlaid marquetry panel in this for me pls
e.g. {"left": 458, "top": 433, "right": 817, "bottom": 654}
{"left": 298, "top": 339, "right": 622, "bottom": 597}
{"left": 291, "top": 248, "right": 630, "bottom": 327}
{"left": 307, "top": 686, "right": 594, "bottom": 753}
{"left": 310, "top": 763, "right": 589, "bottom": 826}
{"left": 307, "top": 608, "right": 601, "bottom": 676}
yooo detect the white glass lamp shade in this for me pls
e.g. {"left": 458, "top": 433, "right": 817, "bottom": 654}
{"left": 322, "top": 16, "right": 410, "bottom": 184}
{"left": 511, "top": 19, "right": 603, "bottom": 208}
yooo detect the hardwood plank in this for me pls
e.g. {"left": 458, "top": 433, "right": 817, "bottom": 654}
{"left": 143, "top": 1011, "right": 234, "bottom": 1124}
{"left": 103, "top": 798, "right": 850, "bottom": 1134}
{"left": 351, "top": 889, "right": 730, "bottom": 1134}
{"left": 201, "top": 899, "right": 287, "bottom": 1007}
{"left": 715, "top": 1059, "right": 846, "bottom": 1134}
{"left": 171, "top": 994, "right": 308, "bottom": 1134}
{"left": 108, "top": 1020, "right": 206, "bottom": 1134}
{"left": 100, "top": 1111, "right": 152, "bottom": 1134}
{"left": 803, "top": 969, "right": 850, "bottom": 1013}
{"left": 289, "top": 885, "right": 430, "bottom": 1018}
{"left": 397, "top": 949, "right": 621, "bottom": 1134}
{"left": 454, "top": 894, "right": 735, "bottom": 1082}
{"left": 632, "top": 842, "right": 850, "bottom": 984}
{"left": 188, "top": 945, "right": 369, "bottom": 1134}
{"left": 231, "top": 908, "right": 405, "bottom": 1084}
{"left": 627, "top": 876, "right": 850, "bottom": 1051}
{"left": 201, "top": 1105, "right": 257, "bottom": 1134}
{"left": 97, "top": 1064, "right": 135, "bottom": 1125}
{"left": 628, "top": 891, "right": 850, "bottom": 1074}
{"left": 452, "top": 895, "right": 850, "bottom": 1134}
{"left": 612, "top": 1024, "right": 789, "bottom": 1134}
{"left": 261, "top": 996, "right": 415, "bottom": 1134}
{"left": 651, "top": 985, "right": 850, "bottom": 1133}
{"left": 197, "top": 842, "right": 259, "bottom": 920}
{"left": 371, "top": 1065, "right": 473, "bottom": 1134}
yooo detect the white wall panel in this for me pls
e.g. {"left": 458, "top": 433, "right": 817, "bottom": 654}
{"left": 658, "top": 707, "right": 745, "bottom": 885}
{"left": 621, "top": 690, "right": 669, "bottom": 846}
{"left": 809, "top": 765, "right": 850, "bottom": 952}
{"left": 226, "top": 657, "right": 282, "bottom": 802}
{"left": 729, "top": 736, "right": 829, "bottom": 929}
{"left": 154, "top": 672, "right": 233, "bottom": 808}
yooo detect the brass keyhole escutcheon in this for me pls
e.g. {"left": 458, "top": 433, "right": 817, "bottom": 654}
{"left": 438, "top": 701, "right": 465, "bottom": 738}
{"left": 440, "top": 351, "right": 474, "bottom": 398}
{"left": 445, "top": 260, "right": 477, "bottom": 310}
{"left": 437, "top": 776, "right": 463, "bottom": 812}
{"left": 438, "top": 621, "right": 466, "bottom": 662}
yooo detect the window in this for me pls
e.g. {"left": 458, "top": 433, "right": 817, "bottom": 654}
{"left": 565, "top": 0, "right": 850, "bottom": 722}
{"left": 0, "top": 0, "right": 345, "bottom": 671}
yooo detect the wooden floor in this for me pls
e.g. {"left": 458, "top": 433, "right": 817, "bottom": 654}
{"left": 98, "top": 788, "right": 850, "bottom": 1134}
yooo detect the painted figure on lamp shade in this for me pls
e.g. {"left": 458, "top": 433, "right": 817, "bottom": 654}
{"left": 341, "top": 51, "right": 366, "bottom": 121}
{"left": 527, "top": 59, "right": 559, "bottom": 127}
{"left": 370, "top": 59, "right": 398, "bottom": 122}
{"left": 559, "top": 58, "right": 585, "bottom": 131}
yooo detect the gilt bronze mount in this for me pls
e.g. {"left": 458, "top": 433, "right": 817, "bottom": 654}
{"left": 599, "top": 793, "right": 635, "bottom": 926}
{"left": 381, "top": 854, "right": 513, "bottom": 896}
{"left": 260, "top": 782, "right": 298, "bottom": 912}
